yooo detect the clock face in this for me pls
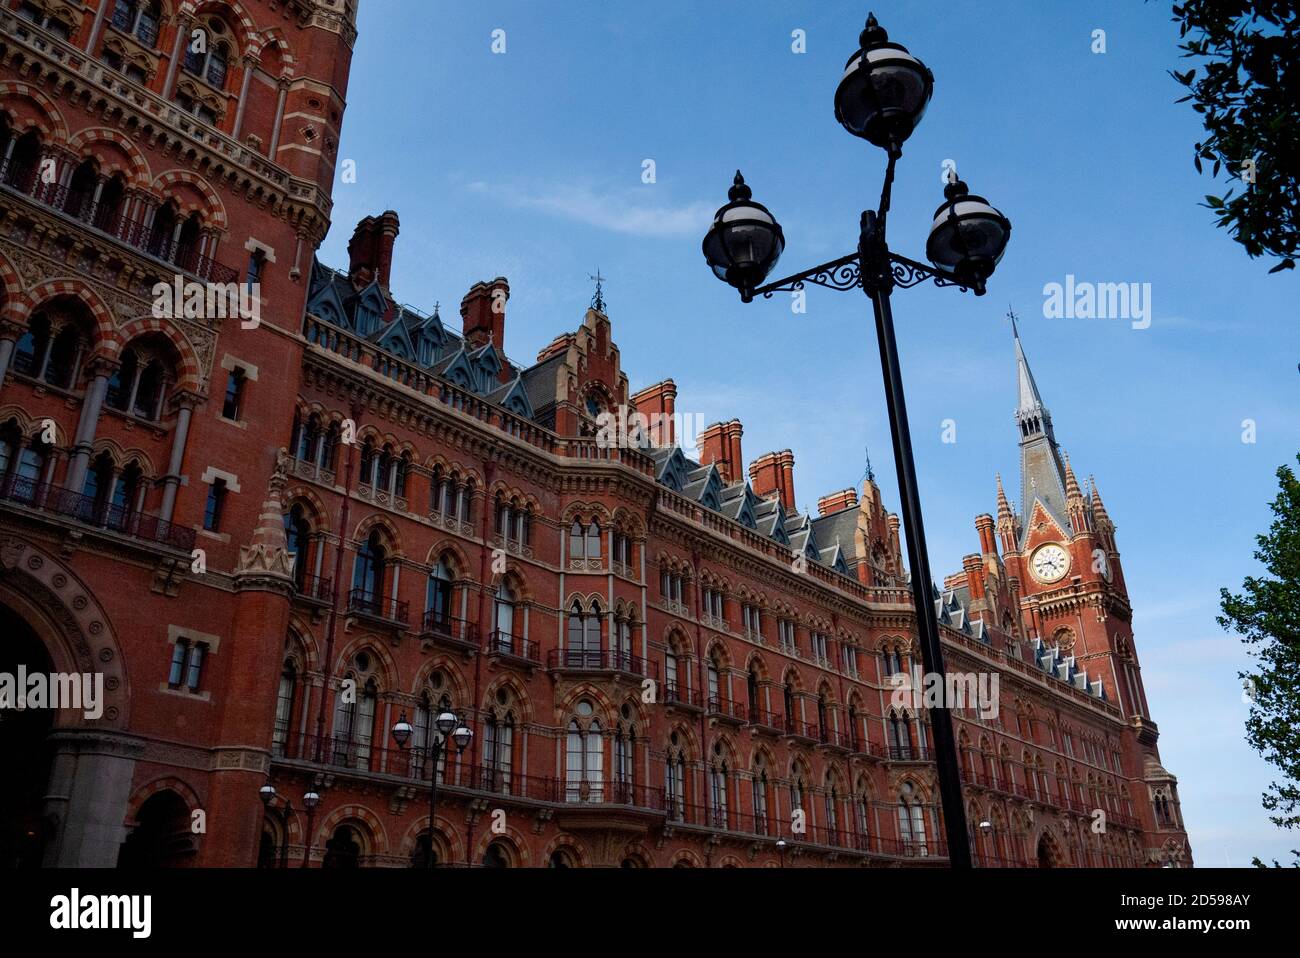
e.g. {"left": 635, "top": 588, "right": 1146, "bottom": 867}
{"left": 1031, "top": 543, "right": 1070, "bottom": 583}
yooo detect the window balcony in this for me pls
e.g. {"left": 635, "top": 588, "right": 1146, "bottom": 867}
{"left": 783, "top": 715, "right": 819, "bottom": 744}
{"left": 291, "top": 574, "right": 332, "bottom": 607}
{"left": 346, "top": 587, "right": 409, "bottom": 628}
{"left": 818, "top": 725, "right": 851, "bottom": 752}
{"left": 886, "top": 745, "right": 930, "bottom": 762}
{"left": 706, "top": 693, "right": 748, "bottom": 725}
{"left": 746, "top": 705, "right": 785, "bottom": 736}
{"left": 0, "top": 159, "right": 238, "bottom": 284}
{"left": 547, "top": 648, "right": 657, "bottom": 680}
{"left": 0, "top": 476, "right": 195, "bottom": 552}
{"left": 485, "top": 629, "right": 541, "bottom": 668}
{"left": 418, "top": 612, "right": 478, "bottom": 654}
{"left": 663, "top": 681, "right": 703, "bottom": 712}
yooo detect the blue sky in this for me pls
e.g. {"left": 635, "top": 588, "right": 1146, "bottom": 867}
{"left": 320, "top": 1, "right": 1300, "bottom": 866}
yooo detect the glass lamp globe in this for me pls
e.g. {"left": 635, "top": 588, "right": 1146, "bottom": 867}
{"left": 834, "top": 14, "right": 934, "bottom": 150}
{"left": 702, "top": 171, "right": 785, "bottom": 299}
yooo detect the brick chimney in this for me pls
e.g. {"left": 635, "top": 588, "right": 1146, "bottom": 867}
{"left": 749, "top": 450, "right": 796, "bottom": 512}
{"left": 697, "top": 419, "right": 743, "bottom": 483}
{"left": 461, "top": 277, "right": 510, "bottom": 351}
{"left": 963, "top": 554, "right": 986, "bottom": 602}
{"left": 975, "top": 513, "right": 998, "bottom": 557}
{"left": 817, "top": 488, "right": 859, "bottom": 516}
{"left": 630, "top": 379, "right": 676, "bottom": 446}
{"left": 347, "top": 210, "right": 400, "bottom": 291}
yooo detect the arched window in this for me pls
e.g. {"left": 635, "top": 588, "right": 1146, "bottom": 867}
{"left": 709, "top": 743, "right": 729, "bottom": 827}
{"left": 614, "top": 614, "right": 634, "bottom": 670}
{"left": 665, "top": 735, "right": 687, "bottom": 821}
{"left": 782, "top": 684, "right": 795, "bottom": 728}
{"left": 565, "top": 701, "right": 603, "bottom": 803}
{"left": 332, "top": 665, "right": 378, "bottom": 770}
{"left": 897, "top": 782, "right": 928, "bottom": 856}
{"left": 706, "top": 652, "right": 721, "bottom": 708}
{"left": 493, "top": 581, "right": 516, "bottom": 652}
{"left": 752, "top": 757, "right": 770, "bottom": 835}
{"left": 614, "top": 713, "right": 635, "bottom": 801}
{"left": 817, "top": 692, "right": 829, "bottom": 741}
{"left": 283, "top": 504, "right": 311, "bottom": 590}
{"left": 569, "top": 519, "right": 602, "bottom": 560}
{"left": 887, "top": 710, "right": 914, "bottom": 760}
{"left": 273, "top": 659, "right": 296, "bottom": 757}
{"left": 747, "top": 667, "right": 760, "bottom": 720}
{"left": 351, "top": 530, "right": 385, "bottom": 609}
{"left": 825, "top": 782, "right": 840, "bottom": 838}
{"left": 184, "top": 17, "right": 233, "bottom": 89}
{"left": 426, "top": 555, "right": 455, "bottom": 629}
{"left": 483, "top": 691, "right": 512, "bottom": 790}
{"left": 111, "top": 0, "right": 162, "bottom": 47}
{"left": 482, "top": 842, "right": 509, "bottom": 868}
{"left": 106, "top": 341, "right": 171, "bottom": 421}
{"left": 358, "top": 438, "right": 375, "bottom": 487}
{"left": 664, "top": 638, "right": 680, "bottom": 695}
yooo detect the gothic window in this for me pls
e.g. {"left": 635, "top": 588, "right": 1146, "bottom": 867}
{"left": 351, "top": 530, "right": 386, "bottom": 607}
{"left": 706, "top": 652, "right": 721, "bottom": 707}
{"left": 709, "top": 743, "right": 729, "bottom": 827}
{"left": 111, "top": 0, "right": 161, "bottom": 47}
{"left": 283, "top": 503, "right": 311, "bottom": 590}
{"left": 664, "top": 733, "right": 687, "bottom": 821}
{"left": 184, "top": 17, "right": 233, "bottom": 90}
{"left": 897, "top": 782, "right": 928, "bottom": 856}
{"left": 752, "top": 756, "right": 771, "bottom": 835}
{"left": 565, "top": 700, "right": 603, "bottom": 803}
{"left": 273, "top": 659, "right": 296, "bottom": 757}
{"left": 493, "top": 582, "right": 517, "bottom": 649}
{"left": 426, "top": 555, "right": 455, "bottom": 629}
{"left": 331, "top": 656, "right": 378, "bottom": 769}
{"left": 106, "top": 342, "right": 170, "bottom": 421}
{"left": 887, "top": 709, "right": 914, "bottom": 759}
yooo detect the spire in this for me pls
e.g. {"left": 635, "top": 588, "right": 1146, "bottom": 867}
{"left": 234, "top": 448, "right": 295, "bottom": 581}
{"left": 1063, "top": 452, "right": 1082, "bottom": 500}
{"left": 996, "top": 473, "right": 1013, "bottom": 520}
{"left": 1090, "top": 475, "right": 1112, "bottom": 525}
{"left": 1012, "top": 308, "right": 1048, "bottom": 422}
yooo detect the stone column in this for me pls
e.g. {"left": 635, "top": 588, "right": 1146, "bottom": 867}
{"left": 268, "top": 78, "right": 290, "bottom": 155}
{"left": 64, "top": 356, "right": 117, "bottom": 494}
{"left": 159, "top": 390, "right": 199, "bottom": 523}
{"left": 231, "top": 55, "right": 259, "bottom": 140}
{"left": 0, "top": 314, "right": 24, "bottom": 392}
{"left": 42, "top": 729, "right": 146, "bottom": 867}
{"left": 161, "top": 16, "right": 192, "bottom": 99}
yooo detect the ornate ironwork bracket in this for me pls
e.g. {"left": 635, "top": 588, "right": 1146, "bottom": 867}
{"left": 751, "top": 250, "right": 969, "bottom": 300}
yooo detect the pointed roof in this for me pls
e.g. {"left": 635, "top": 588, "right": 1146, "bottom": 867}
{"left": 1063, "top": 451, "right": 1082, "bottom": 500}
{"left": 1013, "top": 313, "right": 1046, "bottom": 418}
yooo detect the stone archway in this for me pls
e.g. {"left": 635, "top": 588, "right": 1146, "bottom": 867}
{"left": 1036, "top": 831, "right": 1064, "bottom": 869}
{"left": 0, "top": 536, "right": 143, "bottom": 867}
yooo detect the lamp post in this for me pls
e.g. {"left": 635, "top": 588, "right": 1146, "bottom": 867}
{"left": 260, "top": 784, "right": 316, "bottom": 869}
{"left": 392, "top": 709, "right": 472, "bottom": 869}
{"left": 701, "top": 12, "right": 1011, "bottom": 871}
{"left": 300, "top": 788, "right": 320, "bottom": 868}
{"left": 776, "top": 837, "right": 787, "bottom": 869}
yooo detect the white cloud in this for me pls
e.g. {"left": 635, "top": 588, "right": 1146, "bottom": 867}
{"left": 466, "top": 178, "right": 713, "bottom": 239}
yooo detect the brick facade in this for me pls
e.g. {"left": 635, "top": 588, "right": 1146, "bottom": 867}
{"left": 0, "top": 0, "right": 1191, "bottom": 869}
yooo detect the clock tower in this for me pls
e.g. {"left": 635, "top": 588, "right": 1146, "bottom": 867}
{"left": 1000, "top": 318, "right": 1150, "bottom": 728}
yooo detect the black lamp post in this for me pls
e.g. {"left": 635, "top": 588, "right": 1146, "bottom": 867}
{"left": 260, "top": 784, "right": 317, "bottom": 869}
{"left": 392, "top": 709, "right": 472, "bottom": 869}
{"left": 702, "top": 12, "right": 1011, "bottom": 871}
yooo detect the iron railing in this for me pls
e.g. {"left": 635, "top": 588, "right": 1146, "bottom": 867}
{"left": 346, "top": 587, "right": 410, "bottom": 625}
{"left": 0, "top": 475, "right": 195, "bottom": 550}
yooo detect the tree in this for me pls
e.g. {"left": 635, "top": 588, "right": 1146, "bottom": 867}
{"left": 1167, "top": 1, "right": 1300, "bottom": 272}
{"left": 1219, "top": 455, "right": 1300, "bottom": 865}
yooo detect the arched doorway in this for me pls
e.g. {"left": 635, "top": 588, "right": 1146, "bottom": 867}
{"left": 0, "top": 603, "right": 56, "bottom": 868}
{"left": 1036, "top": 833, "right": 1061, "bottom": 868}
{"left": 118, "top": 791, "right": 195, "bottom": 868}
{"left": 322, "top": 825, "right": 361, "bottom": 868}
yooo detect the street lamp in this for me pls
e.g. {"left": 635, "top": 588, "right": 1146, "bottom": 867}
{"left": 392, "top": 709, "right": 472, "bottom": 869}
{"left": 300, "top": 788, "right": 320, "bottom": 868}
{"left": 775, "top": 837, "right": 787, "bottom": 869}
{"left": 260, "top": 784, "right": 313, "bottom": 869}
{"left": 702, "top": 12, "right": 1011, "bottom": 871}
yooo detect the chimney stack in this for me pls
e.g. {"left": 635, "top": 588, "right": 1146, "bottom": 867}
{"left": 749, "top": 450, "right": 796, "bottom": 512}
{"left": 629, "top": 379, "right": 677, "bottom": 446}
{"left": 975, "top": 513, "right": 998, "bottom": 557}
{"left": 697, "top": 419, "right": 743, "bottom": 483}
{"left": 461, "top": 276, "right": 510, "bottom": 351}
{"left": 817, "top": 488, "right": 859, "bottom": 516}
{"left": 962, "top": 554, "right": 986, "bottom": 602}
{"left": 347, "top": 210, "right": 401, "bottom": 291}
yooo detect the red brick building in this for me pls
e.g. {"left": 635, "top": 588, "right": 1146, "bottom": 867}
{"left": 0, "top": 0, "right": 1190, "bottom": 868}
